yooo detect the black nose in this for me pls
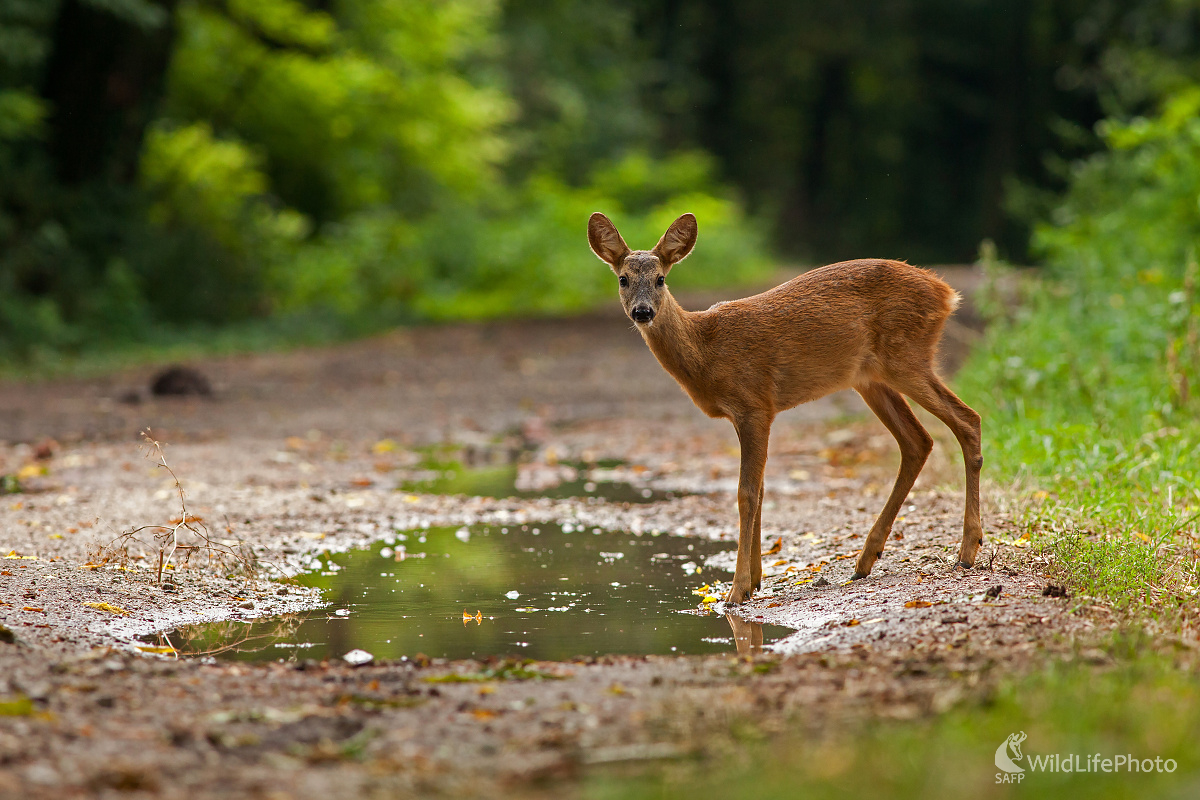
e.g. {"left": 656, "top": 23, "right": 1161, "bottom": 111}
{"left": 631, "top": 305, "right": 655, "bottom": 323}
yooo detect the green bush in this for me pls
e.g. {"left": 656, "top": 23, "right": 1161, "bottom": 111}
{"left": 957, "top": 88, "right": 1200, "bottom": 609}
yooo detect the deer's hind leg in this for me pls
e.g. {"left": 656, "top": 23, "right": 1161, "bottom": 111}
{"left": 893, "top": 372, "right": 984, "bottom": 568}
{"left": 852, "top": 382, "right": 934, "bottom": 579}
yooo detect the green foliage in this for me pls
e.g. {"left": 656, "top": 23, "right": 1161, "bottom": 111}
{"left": 957, "top": 88, "right": 1200, "bottom": 610}
{"left": 590, "top": 644, "right": 1200, "bottom": 799}
{"left": 0, "top": 0, "right": 771, "bottom": 363}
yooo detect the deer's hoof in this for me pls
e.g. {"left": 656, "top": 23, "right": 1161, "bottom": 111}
{"left": 851, "top": 571, "right": 868, "bottom": 581}
{"left": 955, "top": 561, "right": 973, "bottom": 571}
{"left": 725, "top": 582, "right": 753, "bottom": 604}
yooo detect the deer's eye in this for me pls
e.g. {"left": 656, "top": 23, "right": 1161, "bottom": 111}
{"left": 656, "top": 275, "right": 665, "bottom": 287}
{"left": 619, "top": 275, "right": 629, "bottom": 288}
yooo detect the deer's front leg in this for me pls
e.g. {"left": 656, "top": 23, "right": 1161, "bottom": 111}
{"left": 727, "top": 415, "right": 771, "bottom": 604}
{"left": 751, "top": 483, "right": 764, "bottom": 590}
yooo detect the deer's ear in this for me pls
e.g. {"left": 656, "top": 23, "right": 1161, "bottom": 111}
{"left": 588, "top": 212, "right": 630, "bottom": 272}
{"left": 654, "top": 213, "right": 697, "bottom": 271}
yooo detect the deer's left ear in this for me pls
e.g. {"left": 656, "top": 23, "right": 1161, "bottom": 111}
{"left": 654, "top": 213, "right": 697, "bottom": 272}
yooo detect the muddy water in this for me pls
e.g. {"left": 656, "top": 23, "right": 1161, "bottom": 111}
{"left": 149, "top": 524, "right": 792, "bottom": 662}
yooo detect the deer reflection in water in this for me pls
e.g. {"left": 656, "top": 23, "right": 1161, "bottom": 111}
{"left": 726, "top": 613, "right": 764, "bottom": 655}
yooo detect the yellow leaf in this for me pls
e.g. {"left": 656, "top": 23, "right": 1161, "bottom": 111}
{"left": 702, "top": 595, "right": 720, "bottom": 604}
{"left": 402, "top": 495, "right": 421, "bottom": 503}
{"left": 772, "top": 559, "right": 787, "bottom": 567}
{"left": 371, "top": 439, "right": 398, "bottom": 454}
{"left": 4, "top": 550, "right": 36, "bottom": 560}
{"left": 904, "top": 600, "right": 932, "bottom": 608}
{"left": 83, "top": 601, "right": 130, "bottom": 616}
{"left": 135, "top": 645, "right": 176, "bottom": 655}
{"left": 16, "top": 464, "right": 44, "bottom": 480}
{"left": 1134, "top": 532, "right": 1151, "bottom": 543}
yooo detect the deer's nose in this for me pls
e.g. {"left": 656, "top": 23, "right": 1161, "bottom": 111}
{"left": 630, "top": 305, "right": 655, "bottom": 323}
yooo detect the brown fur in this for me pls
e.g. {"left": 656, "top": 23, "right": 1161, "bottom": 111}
{"left": 588, "top": 212, "right": 983, "bottom": 603}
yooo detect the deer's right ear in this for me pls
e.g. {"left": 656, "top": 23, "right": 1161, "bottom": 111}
{"left": 588, "top": 212, "right": 630, "bottom": 272}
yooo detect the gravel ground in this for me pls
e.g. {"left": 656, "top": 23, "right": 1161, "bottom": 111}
{"left": 0, "top": 269, "right": 1117, "bottom": 798}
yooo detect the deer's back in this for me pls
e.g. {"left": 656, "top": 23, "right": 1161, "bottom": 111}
{"left": 694, "top": 260, "right": 956, "bottom": 413}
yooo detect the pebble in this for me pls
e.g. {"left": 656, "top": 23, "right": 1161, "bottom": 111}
{"left": 343, "top": 649, "right": 374, "bottom": 667}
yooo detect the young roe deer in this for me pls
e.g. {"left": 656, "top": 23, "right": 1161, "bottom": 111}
{"left": 587, "top": 211, "right": 983, "bottom": 603}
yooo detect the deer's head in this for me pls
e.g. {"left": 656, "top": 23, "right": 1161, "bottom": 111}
{"left": 587, "top": 212, "right": 697, "bottom": 327}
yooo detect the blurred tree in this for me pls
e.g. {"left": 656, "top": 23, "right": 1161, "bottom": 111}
{"left": 4, "top": 0, "right": 1200, "bottom": 360}
{"left": 632, "top": 0, "right": 1200, "bottom": 262}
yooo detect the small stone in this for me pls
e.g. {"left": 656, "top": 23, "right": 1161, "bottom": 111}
{"left": 1042, "top": 584, "right": 1068, "bottom": 598}
{"left": 276, "top": 587, "right": 289, "bottom": 595}
{"left": 0, "top": 624, "right": 16, "bottom": 644}
{"left": 150, "top": 365, "right": 212, "bottom": 397}
{"left": 343, "top": 649, "right": 374, "bottom": 667}
{"left": 161, "top": 583, "right": 176, "bottom": 593}
{"left": 985, "top": 585, "right": 1002, "bottom": 599}
{"left": 239, "top": 601, "right": 254, "bottom": 609}
{"left": 812, "top": 577, "right": 830, "bottom": 587}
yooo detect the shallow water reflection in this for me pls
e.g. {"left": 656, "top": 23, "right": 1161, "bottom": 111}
{"left": 151, "top": 523, "right": 791, "bottom": 661}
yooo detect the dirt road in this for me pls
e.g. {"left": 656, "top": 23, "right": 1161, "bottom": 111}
{"left": 0, "top": 271, "right": 1112, "bottom": 798}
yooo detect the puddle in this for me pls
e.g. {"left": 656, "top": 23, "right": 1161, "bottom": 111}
{"left": 398, "top": 463, "right": 684, "bottom": 504}
{"left": 146, "top": 523, "right": 792, "bottom": 662}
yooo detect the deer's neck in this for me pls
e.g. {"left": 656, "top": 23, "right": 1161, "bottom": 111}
{"left": 640, "top": 292, "right": 705, "bottom": 389}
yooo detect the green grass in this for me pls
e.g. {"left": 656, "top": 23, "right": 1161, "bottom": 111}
{"left": 953, "top": 262, "right": 1200, "bottom": 616}
{"left": 586, "top": 641, "right": 1200, "bottom": 800}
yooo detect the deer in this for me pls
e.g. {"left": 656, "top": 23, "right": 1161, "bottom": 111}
{"left": 587, "top": 211, "right": 982, "bottom": 604}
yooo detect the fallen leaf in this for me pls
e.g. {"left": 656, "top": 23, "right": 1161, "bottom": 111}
{"left": 83, "top": 601, "right": 129, "bottom": 616}
{"left": 298, "top": 531, "right": 325, "bottom": 540}
{"left": 22, "top": 606, "right": 44, "bottom": 613}
{"left": 766, "top": 602, "right": 782, "bottom": 608}
{"left": 4, "top": 551, "right": 36, "bottom": 560}
{"left": 371, "top": 439, "right": 398, "bottom": 454}
{"left": 135, "top": 645, "right": 176, "bottom": 655}
{"left": 472, "top": 708, "right": 497, "bottom": 721}
{"left": 701, "top": 596, "right": 720, "bottom": 604}
{"left": 843, "top": 618, "right": 860, "bottom": 626}
{"left": 772, "top": 559, "right": 787, "bottom": 567}
{"left": 1134, "top": 532, "right": 1151, "bottom": 543}
{"left": 16, "top": 464, "right": 44, "bottom": 480}
{"left": 904, "top": 600, "right": 932, "bottom": 608}
{"left": 764, "top": 539, "right": 782, "bottom": 555}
